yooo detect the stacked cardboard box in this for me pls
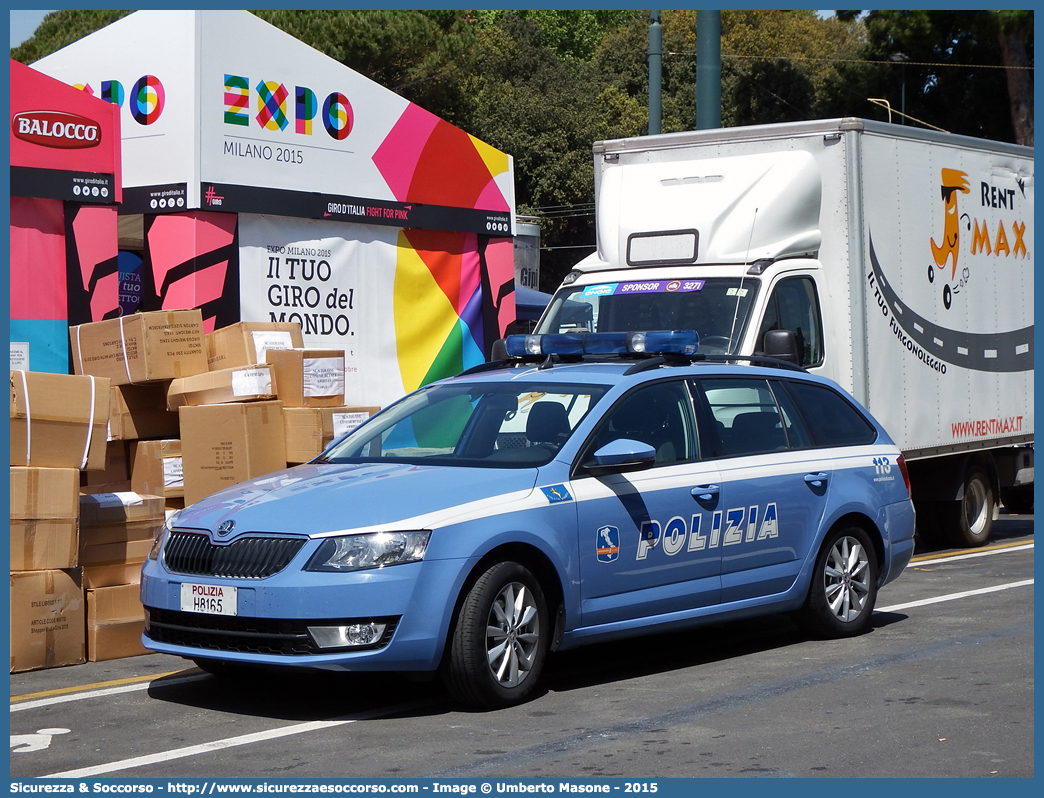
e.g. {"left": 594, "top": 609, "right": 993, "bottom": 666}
{"left": 284, "top": 406, "right": 379, "bottom": 464}
{"left": 9, "top": 370, "right": 113, "bottom": 672}
{"left": 205, "top": 321, "right": 303, "bottom": 370}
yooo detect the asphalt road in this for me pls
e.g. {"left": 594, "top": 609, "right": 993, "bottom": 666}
{"left": 10, "top": 514, "right": 1034, "bottom": 780}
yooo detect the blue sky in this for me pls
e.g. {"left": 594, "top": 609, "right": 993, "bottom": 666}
{"left": 10, "top": 8, "right": 54, "bottom": 48}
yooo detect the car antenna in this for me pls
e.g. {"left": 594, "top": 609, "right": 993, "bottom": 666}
{"left": 727, "top": 207, "right": 758, "bottom": 354}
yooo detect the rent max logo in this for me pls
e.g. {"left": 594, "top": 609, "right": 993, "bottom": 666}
{"left": 631, "top": 503, "right": 779, "bottom": 562}
{"left": 12, "top": 111, "right": 101, "bottom": 148}
{"left": 224, "top": 74, "right": 354, "bottom": 141}
{"left": 928, "top": 167, "right": 1031, "bottom": 310}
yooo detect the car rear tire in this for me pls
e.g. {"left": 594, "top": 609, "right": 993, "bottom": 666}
{"left": 941, "top": 467, "right": 994, "bottom": 548}
{"left": 798, "top": 526, "right": 879, "bottom": 638}
{"left": 442, "top": 561, "right": 549, "bottom": 708}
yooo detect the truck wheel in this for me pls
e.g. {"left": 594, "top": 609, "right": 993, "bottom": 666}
{"left": 1001, "top": 487, "right": 1034, "bottom": 515}
{"left": 797, "top": 526, "right": 879, "bottom": 638}
{"left": 442, "top": 561, "right": 549, "bottom": 708}
{"left": 942, "top": 467, "right": 994, "bottom": 548}
{"left": 913, "top": 501, "right": 946, "bottom": 549}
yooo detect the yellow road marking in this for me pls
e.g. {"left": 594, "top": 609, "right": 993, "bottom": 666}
{"left": 10, "top": 669, "right": 190, "bottom": 704}
{"left": 910, "top": 539, "right": 1032, "bottom": 564}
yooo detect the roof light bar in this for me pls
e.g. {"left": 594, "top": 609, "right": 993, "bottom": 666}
{"left": 504, "top": 330, "right": 699, "bottom": 358}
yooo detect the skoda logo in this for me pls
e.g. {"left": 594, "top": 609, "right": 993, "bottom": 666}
{"left": 216, "top": 520, "right": 236, "bottom": 537}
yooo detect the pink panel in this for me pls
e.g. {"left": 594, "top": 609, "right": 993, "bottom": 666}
{"left": 147, "top": 212, "right": 236, "bottom": 296}
{"left": 372, "top": 104, "right": 440, "bottom": 202}
{"left": 163, "top": 261, "right": 228, "bottom": 317}
{"left": 71, "top": 205, "right": 118, "bottom": 291}
{"left": 484, "top": 238, "right": 516, "bottom": 336}
{"left": 89, "top": 271, "right": 120, "bottom": 321}
{"left": 9, "top": 197, "right": 66, "bottom": 320}
{"left": 475, "top": 177, "right": 511, "bottom": 213}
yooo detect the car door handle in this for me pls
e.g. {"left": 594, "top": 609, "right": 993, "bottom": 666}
{"left": 691, "top": 484, "right": 720, "bottom": 508}
{"left": 804, "top": 472, "right": 828, "bottom": 489}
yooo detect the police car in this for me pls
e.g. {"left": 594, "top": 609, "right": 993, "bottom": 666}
{"left": 141, "top": 330, "right": 915, "bottom": 708}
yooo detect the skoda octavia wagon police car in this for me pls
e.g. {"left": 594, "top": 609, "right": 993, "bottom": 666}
{"left": 141, "top": 330, "right": 915, "bottom": 708}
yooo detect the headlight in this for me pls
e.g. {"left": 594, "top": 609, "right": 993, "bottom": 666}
{"left": 149, "top": 509, "right": 183, "bottom": 560}
{"left": 305, "top": 530, "right": 431, "bottom": 572}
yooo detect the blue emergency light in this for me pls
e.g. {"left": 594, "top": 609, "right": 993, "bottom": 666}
{"left": 503, "top": 330, "right": 699, "bottom": 358}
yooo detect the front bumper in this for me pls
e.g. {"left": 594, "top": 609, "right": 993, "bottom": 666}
{"left": 139, "top": 553, "right": 467, "bottom": 672}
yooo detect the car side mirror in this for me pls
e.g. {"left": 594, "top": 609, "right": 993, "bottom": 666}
{"left": 583, "top": 438, "right": 657, "bottom": 476}
{"left": 763, "top": 329, "right": 800, "bottom": 365}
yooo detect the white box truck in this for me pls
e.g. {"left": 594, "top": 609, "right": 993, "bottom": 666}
{"left": 533, "top": 118, "right": 1033, "bottom": 547}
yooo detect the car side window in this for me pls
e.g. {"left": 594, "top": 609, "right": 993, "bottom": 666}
{"left": 587, "top": 380, "right": 697, "bottom": 465}
{"left": 777, "top": 380, "right": 878, "bottom": 447}
{"left": 698, "top": 377, "right": 790, "bottom": 457}
{"left": 757, "top": 277, "right": 823, "bottom": 368}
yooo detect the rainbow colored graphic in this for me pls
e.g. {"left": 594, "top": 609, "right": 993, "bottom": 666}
{"left": 377, "top": 103, "right": 515, "bottom": 391}
{"left": 130, "top": 75, "right": 164, "bottom": 125}
{"left": 256, "top": 80, "right": 289, "bottom": 131}
{"left": 322, "top": 92, "right": 353, "bottom": 140}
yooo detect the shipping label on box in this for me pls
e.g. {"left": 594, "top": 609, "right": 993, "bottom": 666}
{"left": 10, "top": 371, "right": 110, "bottom": 470}
{"left": 266, "top": 349, "right": 346, "bottom": 407}
{"left": 70, "top": 309, "right": 208, "bottom": 386}
{"left": 167, "top": 365, "right": 276, "bottom": 410}
{"left": 10, "top": 569, "right": 85, "bottom": 672}
{"left": 206, "top": 322, "right": 303, "bottom": 370}
{"left": 284, "top": 406, "right": 379, "bottom": 464}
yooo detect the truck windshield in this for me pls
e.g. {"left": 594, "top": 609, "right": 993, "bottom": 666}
{"left": 535, "top": 277, "right": 761, "bottom": 354}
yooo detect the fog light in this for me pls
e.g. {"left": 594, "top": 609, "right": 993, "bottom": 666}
{"left": 308, "top": 622, "right": 387, "bottom": 649}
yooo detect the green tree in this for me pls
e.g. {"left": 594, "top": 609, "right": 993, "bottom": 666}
{"left": 10, "top": 10, "right": 131, "bottom": 64}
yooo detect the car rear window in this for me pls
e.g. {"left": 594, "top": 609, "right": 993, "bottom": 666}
{"left": 779, "top": 380, "right": 877, "bottom": 447}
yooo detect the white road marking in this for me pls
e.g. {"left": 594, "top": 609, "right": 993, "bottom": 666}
{"left": 912, "top": 542, "right": 1033, "bottom": 567}
{"left": 43, "top": 719, "right": 355, "bottom": 778}
{"left": 876, "top": 578, "right": 1034, "bottom": 613}
{"left": 11, "top": 674, "right": 207, "bottom": 713}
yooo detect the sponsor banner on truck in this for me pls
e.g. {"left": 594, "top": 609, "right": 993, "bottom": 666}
{"left": 860, "top": 134, "right": 1033, "bottom": 452}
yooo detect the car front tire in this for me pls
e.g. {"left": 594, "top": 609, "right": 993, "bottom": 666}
{"left": 442, "top": 561, "right": 549, "bottom": 708}
{"left": 798, "top": 526, "right": 879, "bottom": 638}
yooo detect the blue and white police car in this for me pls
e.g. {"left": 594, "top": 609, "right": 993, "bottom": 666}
{"left": 141, "top": 331, "right": 915, "bottom": 708}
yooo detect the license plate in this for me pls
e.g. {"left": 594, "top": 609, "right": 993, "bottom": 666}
{"left": 180, "top": 583, "right": 237, "bottom": 616}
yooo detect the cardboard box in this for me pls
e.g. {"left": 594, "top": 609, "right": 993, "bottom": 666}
{"left": 82, "top": 441, "right": 130, "bottom": 487}
{"left": 79, "top": 491, "right": 165, "bottom": 527}
{"left": 69, "top": 309, "right": 208, "bottom": 386}
{"left": 130, "top": 439, "right": 184, "bottom": 498}
{"left": 86, "top": 585, "right": 149, "bottom": 660}
{"left": 10, "top": 520, "right": 79, "bottom": 571}
{"left": 284, "top": 406, "right": 380, "bottom": 464}
{"left": 265, "top": 349, "right": 346, "bottom": 407}
{"left": 82, "top": 564, "right": 143, "bottom": 589}
{"left": 10, "top": 371, "right": 110, "bottom": 470}
{"left": 206, "top": 321, "right": 304, "bottom": 370}
{"left": 79, "top": 539, "right": 155, "bottom": 567}
{"left": 10, "top": 467, "right": 79, "bottom": 519}
{"left": 108, "top": 382, "right": 180, "bottom": 441}
{"left": 166, "top": 365, "right": 277, "bottom": 410}
{"left": 180, "top": 400, "right": 287, "bottom": 504}
{"left": 10, "top": 569, "right": 85, "bottom": 672}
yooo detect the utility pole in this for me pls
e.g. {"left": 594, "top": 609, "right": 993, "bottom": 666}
{"left": 648, "top": 11, "right": 662, "bottom": 135}
{"left": 695, "top": 10, "right": 721, "bottom": 130}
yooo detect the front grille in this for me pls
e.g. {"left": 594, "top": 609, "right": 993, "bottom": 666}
{"left": 144, "top": 607, "right": 399, "bottom": 655}
{"left": 163, "top": 531, "right": 306, "bottom": 578}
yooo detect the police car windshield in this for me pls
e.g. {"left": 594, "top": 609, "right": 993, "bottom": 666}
{"left": 320, "top": 382, "right": 608, "bottom": 468}
{"left": 536, "top": 277, "right": 760, "bottom": 355}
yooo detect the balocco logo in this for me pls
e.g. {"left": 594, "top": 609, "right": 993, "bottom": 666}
{"left": 12, "top": 111, "right": 102, "bottom": 149}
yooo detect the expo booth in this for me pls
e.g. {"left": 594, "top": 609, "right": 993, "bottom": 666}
{"left": 32, "top": 10, "right": 519, "bottom": 408}
{"left": 10, "top": 58, "right": 123, "bottom": 374}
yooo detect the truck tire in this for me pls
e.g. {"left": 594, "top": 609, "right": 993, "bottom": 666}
{"left": 913, "top": 501, "right": 946, "bottom": 549}
{"left": 1001, "top": 486, "right": 1034, "bottom": 515}
{"left": 941, "top": 466, "right": 994, "bottom": 548}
